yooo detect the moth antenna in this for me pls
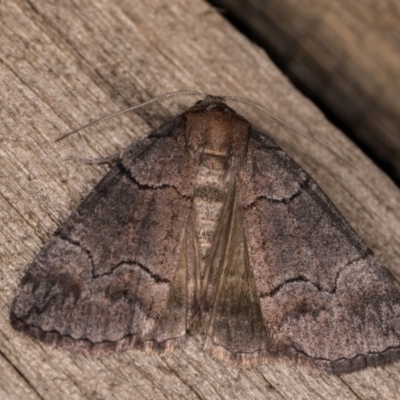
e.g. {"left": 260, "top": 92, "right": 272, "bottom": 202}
{"left": 56, "top": 90, "right": 205, "bottom": 142}
{"left": 225, "top": 96, "right": 356, "bottom": 171}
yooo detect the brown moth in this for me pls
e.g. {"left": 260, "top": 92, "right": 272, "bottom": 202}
{"left": 10, "top": 95, "right": 400, "bottom": 374}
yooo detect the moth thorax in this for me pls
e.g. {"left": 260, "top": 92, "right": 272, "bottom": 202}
{"left": 202, "top": 111, "right": 233, "bottom": 158}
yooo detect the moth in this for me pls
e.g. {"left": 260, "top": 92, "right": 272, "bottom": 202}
{"left": 10, "top": 94, "right": 400, "bottom": 374}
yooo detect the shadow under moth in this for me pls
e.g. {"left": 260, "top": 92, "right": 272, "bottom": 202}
{"left": 10, "top": 94, "right": 400, "bottom": 374}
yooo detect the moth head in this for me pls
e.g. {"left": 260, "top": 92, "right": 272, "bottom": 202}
{"left": 190, "top": 95, "right": 239, "bottom": 115}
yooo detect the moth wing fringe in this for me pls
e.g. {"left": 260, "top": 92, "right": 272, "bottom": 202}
{"left": 203, "top": 336, "right": 272, "bottom": 367}
{"left": 11, "top": 313, "right": 187, "bottom": 357}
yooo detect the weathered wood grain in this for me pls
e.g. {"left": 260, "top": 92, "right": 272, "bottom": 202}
{"left": 1, "top": 1, "right": 400, "bottom": 399}
{"left": 212, "top": 0, "right": 400, "bottom": 184}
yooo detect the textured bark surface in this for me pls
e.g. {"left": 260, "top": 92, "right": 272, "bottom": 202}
{"left": 211, "top": 0, "right": 400, "bottom": 184}
{"left": 2, "top": 1, "right": 400, "bottom": 399}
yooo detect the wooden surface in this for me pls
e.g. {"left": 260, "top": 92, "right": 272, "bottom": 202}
{"left": 1, "top": 1, "right": 400, "bottom": 399}
{"left": 212, "top": 0, "right": 400, "bottom": 184}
